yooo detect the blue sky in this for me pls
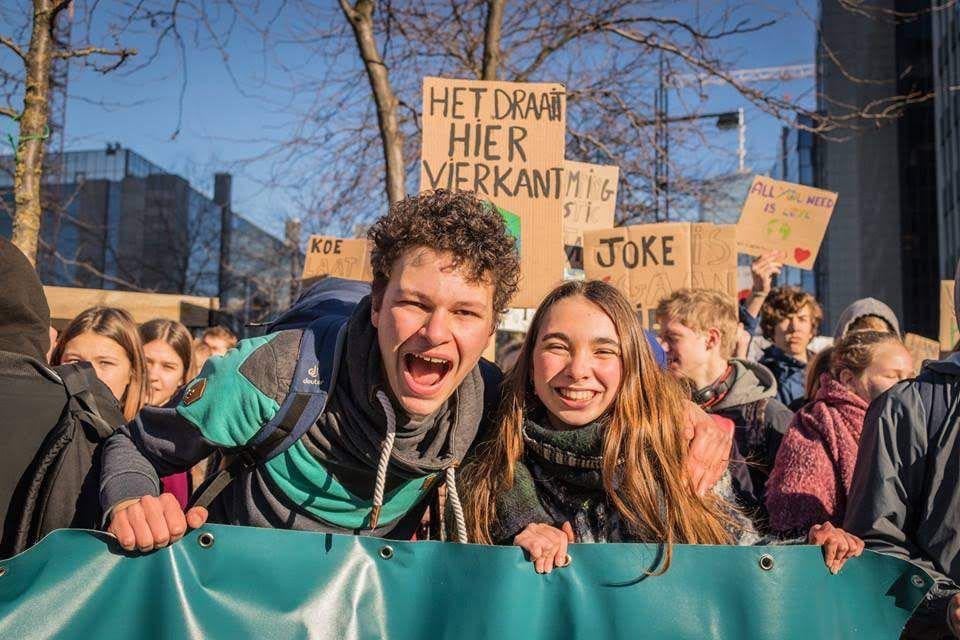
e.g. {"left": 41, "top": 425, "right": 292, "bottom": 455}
{"left": 51, "top": 1, "right": 818, "bottom": 235}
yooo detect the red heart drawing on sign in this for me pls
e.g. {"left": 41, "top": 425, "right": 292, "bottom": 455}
{"left": 794, "top": 248, "right": 812, "bottom": 263}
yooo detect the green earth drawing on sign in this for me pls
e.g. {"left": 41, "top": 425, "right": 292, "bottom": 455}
{"left": 766, "top": 219, "right": 792, "bottom": 241}
{"left": 496, "top": 205, "right": 521, "bottom": 254}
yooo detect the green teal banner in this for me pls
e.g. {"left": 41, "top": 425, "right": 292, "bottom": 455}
{"left": 0, "top": 525, "right": 933, "bottom": 639}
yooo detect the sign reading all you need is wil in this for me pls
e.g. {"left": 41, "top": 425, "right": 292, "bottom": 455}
{"left": 737, "top": 176, "right": 838, "bottom": 270}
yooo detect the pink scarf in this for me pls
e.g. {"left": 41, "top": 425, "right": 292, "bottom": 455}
{"left": 766, "top": 374, "right": 868, "bottom": 534}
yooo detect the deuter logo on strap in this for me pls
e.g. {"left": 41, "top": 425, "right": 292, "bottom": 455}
{"left": 303, "top": 364, "right": 322, "bottom": 386}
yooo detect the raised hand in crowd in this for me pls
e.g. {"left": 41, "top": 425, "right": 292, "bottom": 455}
{"left": 107, "top": 494, "right": 208, "bottom": 552}
{"left": 745, "top": 251, "right": 785, "bottom": 320}
{"left": 808, "top": 522, "right": 864, "bottom": 574}
{"left": 513, "top": 522, "right": 575, "bottom": 574}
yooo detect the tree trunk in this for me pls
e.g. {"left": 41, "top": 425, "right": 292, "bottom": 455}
{"left": 340, "top": 0, "right": 406, "bottom": 205}
{"left": 481, "top": 0, "right": 506, "bottom": 81}
{"left": 11, "top": 0, "right": 57, "bottom": 266}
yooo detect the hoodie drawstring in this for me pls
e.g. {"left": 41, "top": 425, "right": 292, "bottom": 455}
{"left": 370, "top": 390, "right": 467, "bottom": 542}
{"left": 370, "top": 391, "right": 397, "bottom": 530}
{"left": 445, "top": 466, "right": 467, "bottom": 543}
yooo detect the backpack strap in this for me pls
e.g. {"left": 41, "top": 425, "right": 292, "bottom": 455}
{"left": 53, "top": 362, "right": 119, "bottom": 439}
{"left": 189, "top": 314, "right": 348, "bottom": 510}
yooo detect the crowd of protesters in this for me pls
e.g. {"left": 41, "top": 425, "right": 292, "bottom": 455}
{"left": 1, "top": 189, "right": 959, "bottom": 638}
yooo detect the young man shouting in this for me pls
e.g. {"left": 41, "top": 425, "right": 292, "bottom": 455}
{"left": 102, "top": 190, "right": 732, "bottom": 551}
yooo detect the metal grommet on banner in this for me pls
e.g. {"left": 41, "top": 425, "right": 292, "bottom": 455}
{"left": 911, "top": 575, "right": 926, "bottom": 588}
{"left": 758, "top": 554, "right": 775, "bottom": 571}
{"left": 198, "top": 532, "right": 215, "bottom": 549}
{"left": 379, "top": 546, "right": 394, "bottom": 560}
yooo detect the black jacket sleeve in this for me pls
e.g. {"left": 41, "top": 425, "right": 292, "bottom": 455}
{"left": 99, "top": 402, "right": 217, "bottom": 518}
{"left": 844, "top": 384, "right": 959, "bottom": 637}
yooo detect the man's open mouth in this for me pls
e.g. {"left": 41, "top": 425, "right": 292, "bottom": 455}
{"left": 402, "top": 352, "right": 453, "bottom": 393}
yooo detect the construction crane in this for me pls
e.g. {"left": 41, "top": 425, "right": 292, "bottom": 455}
{"left": 652, "top": 63, "right": 815, "bottom": 220}
{"left": 669, "top": 64, "right": 815, "bottom": 89}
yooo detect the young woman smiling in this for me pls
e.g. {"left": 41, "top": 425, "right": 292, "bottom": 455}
{"left": 461, "top": 280, "right": 863, "bottom": 575}
{"left": 51, "top": 307, "right": 146, "bottom": 421}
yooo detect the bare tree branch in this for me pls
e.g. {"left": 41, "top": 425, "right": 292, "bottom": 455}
{"left": 52, "top": 45, "right": 138, "bottom": 60}
{"left": 0, "top": 35, "right": 26, "bottom": 60}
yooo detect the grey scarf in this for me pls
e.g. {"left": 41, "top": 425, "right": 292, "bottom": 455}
{"left": 308, "top": 296, "right": 485, "bottom": 538}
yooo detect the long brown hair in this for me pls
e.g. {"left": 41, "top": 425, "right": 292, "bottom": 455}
{"left": 139, "top": 318, "right": 193, "bottom": 386}
{"left": 51, "top": 306, "right": 147, "bottom": 421}
{"left": 460, "top": 281, "right": 732, "bottom": 568}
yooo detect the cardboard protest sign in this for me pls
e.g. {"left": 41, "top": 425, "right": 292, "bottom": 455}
{"left": 940, "top": 280, "right": 959, "bottom": 352}
{"left": 301, "top": 235, "right": 373, "bottom": 282}
{"left": 583, "top": 222, "right": 737, "bottom": 327}
{"left": 420, "top": 77, "right": 566, "bottom": 308}
{"left": 737, "top": 176, "right": 837, "bottom": 269}
{"left": 904, "top": 333, "right": 941, "bottom": 372}
{"left": 691, "top": 223, "right": 738, "bottom": 296}
{"left": 563, "top": 161, "right": 619, "bottom": 271}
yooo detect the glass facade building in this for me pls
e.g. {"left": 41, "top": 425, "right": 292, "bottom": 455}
{"left": 934, "top": 3, "right": 960, "bottom": 279}
{"left": 0, "top": 146, "right": 299, "bottom": 326}
{"left": 816, "top": 0, "right": 938, "bottom": 335}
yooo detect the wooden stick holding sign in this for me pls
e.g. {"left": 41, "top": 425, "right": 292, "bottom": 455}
{"left": 940, "top": 280, "right": 959, "bottom": 353}
{"left": 737, "top": 176, "right": 837, "bottom": 269}
{"left": 583, "top": 222, "right": 737, "bottom": 328}
{"left": 301, "top": 235, "right": 373, "bottom": 282}
{"left": 419, "top": 77, "right": 566, "bottom": 308}
{"left": 563, "top": 161, "right": 619, "bottom": 273}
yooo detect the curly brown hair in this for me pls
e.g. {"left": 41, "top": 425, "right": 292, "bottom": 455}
{"left": 368, "top": 189, "right": 520, "bottom": 316}
{"left": 759, "top": 286, "right": 823, "bottom": 340}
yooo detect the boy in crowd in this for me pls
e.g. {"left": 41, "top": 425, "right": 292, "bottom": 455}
{"left": 102, "top": 190, "right": 733, "bottom": 551}
{"left": 844, "top": 264, "right": 960, "bottom": 640}
{"left": 656, "top": 289, "right": 793, "bottom": 519}
{"left": 200, "top": 326, "right": 238, "bottom": 357}
{"left": 757, "top": 287, "right": 823, "bottom": 410}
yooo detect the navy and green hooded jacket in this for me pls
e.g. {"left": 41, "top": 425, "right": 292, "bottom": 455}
{"left": 99, "top": 281, "right": 501, "bottom": 539}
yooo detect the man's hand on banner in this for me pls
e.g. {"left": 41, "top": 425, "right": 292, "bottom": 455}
{"left": 107, "top": 493, "right": 208, "bottom": 552}
{"left": 684, "top": 403, "right": 733, "bottom": 496}
{"left": 808, "top": 522, "right": 864, "bottom": 574}
{"left": 513, "top": 522, "right": 575, "bottom": 574}
{"left": 948, "top": 593, "right": 960, "bottom": 637}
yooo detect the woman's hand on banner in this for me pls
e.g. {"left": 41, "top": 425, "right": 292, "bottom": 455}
{"left": 107, "top": 493, "right": 208, "bottom": 552}
{"left": 513, "top": 522, "right": 574, "bottom": 574}
{"left": 808, "top": 522, "right": 864, "bottom": 574}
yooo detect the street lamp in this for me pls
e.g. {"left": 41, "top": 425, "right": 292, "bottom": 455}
{"left": 643, "top": 107, "right": 746, "bottom": 221}
{"left": 647, "top": 53, "right": 747, "bottom": 221}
